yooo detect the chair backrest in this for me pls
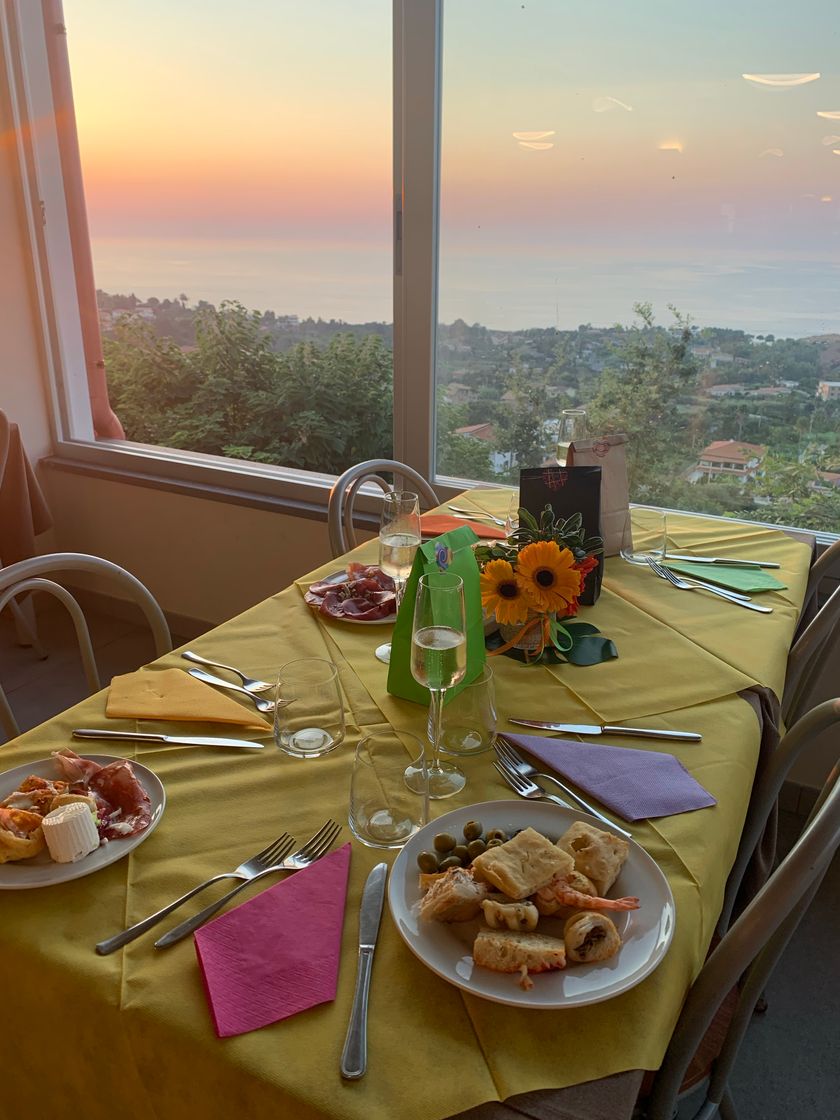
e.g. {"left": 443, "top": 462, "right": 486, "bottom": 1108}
{"left": 783, "top": 538, "right": 840, "bottom": 726}
{"left": 328, "top": 459, "right": 439, "bottom": 558}
{"left": 645, "top": 701, "right": 840, "bottom": 1120}
{"left": 0, "top": 552, "right": 172, "bottom": 739}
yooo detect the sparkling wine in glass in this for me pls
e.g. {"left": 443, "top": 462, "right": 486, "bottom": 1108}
{"left": 375, "top": 491, "right": 421, "bottom": 665}
{"left": 404, "top": 571, "right": 467, "bottom": 799}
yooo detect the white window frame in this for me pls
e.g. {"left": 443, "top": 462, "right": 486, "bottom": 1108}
{"left": 3, "top": 0, "right": 470, "bottom": 510}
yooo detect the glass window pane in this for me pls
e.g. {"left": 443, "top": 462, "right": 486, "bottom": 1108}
{"left": 437, "top": 0, "right": 839, "bottom": 533}
{"left": 65, "top": 0, "right": 393, "bottom": 474}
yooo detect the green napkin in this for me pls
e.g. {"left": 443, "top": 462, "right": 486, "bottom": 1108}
{"left": 664, "top": 560, "right": 786, "bottom": 593}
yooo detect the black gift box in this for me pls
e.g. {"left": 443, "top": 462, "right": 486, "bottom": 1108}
{"left": 519, "top": 465, "right": 603, "bottom": 605}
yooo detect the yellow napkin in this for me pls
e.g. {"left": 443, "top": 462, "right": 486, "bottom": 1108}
{"left": 106, "top": 669, "right": 272, "bottom": 731}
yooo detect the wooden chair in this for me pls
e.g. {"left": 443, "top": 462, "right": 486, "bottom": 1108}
{"left": 327, "top": 459, "right": 438, "bottom": 557}
{"left": 639, "top": 698, "right": 840, "bottom": 1120}
{"left": 0, "top": 553, "right": 172, "bottom": 739}
{"left": 782, "top": 538, "right": 840, "bottom": 727}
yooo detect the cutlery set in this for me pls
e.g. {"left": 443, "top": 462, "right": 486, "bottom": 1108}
{"left": 646, "top": 557, "right": 774, "bottom": 613}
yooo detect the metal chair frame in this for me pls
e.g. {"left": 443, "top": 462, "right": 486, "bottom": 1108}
{"left": 642, "top": 698, "right": 840, "bottom": 1120}
{"left": 327, "top": 458, "right": 438, "bottom": 557}
{"left": 0, "top": 552, "right": 172, "bottom": 739}
{"left": 783, "top": 538, "right": 840, "bottom": 726}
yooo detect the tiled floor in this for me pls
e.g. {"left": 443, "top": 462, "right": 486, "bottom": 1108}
{"left": 1, "top": 604, "right": 838, "bottom": 1118}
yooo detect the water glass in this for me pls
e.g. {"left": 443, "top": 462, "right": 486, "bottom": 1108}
{"left": 375, "top": 490, "right": 421, "bottom": 665}
{"left": 440, "top": 663, "right": 497, "bottom": 756}
{"left": 619, "top": 508, "right": 667, "bottom": 565}
{"left": 274, "top": 657, "right": 345, "bottom": 758}
{"left": 349, "top": 730, "right": 427, "bottom": 848}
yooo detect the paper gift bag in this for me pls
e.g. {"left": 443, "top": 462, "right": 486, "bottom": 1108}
{"left": 566, "top": 434, "right": 629, "bottom": 557}
{"left": 519, "top": 464, "right": 603, "bottom": 605}
{"left": 387, "top": 524, "right": 487, "bottom": 706}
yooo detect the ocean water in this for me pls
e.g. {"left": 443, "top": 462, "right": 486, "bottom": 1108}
{"left": 90, "top": 237, "right": 840, "bottom": 338}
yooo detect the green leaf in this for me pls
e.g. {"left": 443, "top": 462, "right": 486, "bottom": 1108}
{"left": 564, "top": 636, "right": 619, "bottom": 666}
{"left": 561, "top": 621, "right": 600, "bottom": 637}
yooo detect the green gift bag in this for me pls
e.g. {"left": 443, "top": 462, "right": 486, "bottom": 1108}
{"left": 387, "top": 525, "right": 487, "bottom": 706}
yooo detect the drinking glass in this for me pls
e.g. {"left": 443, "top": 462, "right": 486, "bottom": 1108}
{"left": 440, "top": 662, "right": 496, "bottom": 756}
{"left": 349, "top": 730, "right": 427, "bottom": 848}
{"left": 273, "top": 657, "right": 345, "bottom": 758}
{"left": 404, "top": 571, "right": 467, "bottom": 799}
{"left": 619, "top": 507, "right": 667, "bottom": 565}
{"left": 504, "top": 491, "right": 520, "bottom": 536}
{"left": 556, "top": 408, "right": 588, "bottom": 465}
{"left": 374, "top": 490, "right": 421, "bottom": 665}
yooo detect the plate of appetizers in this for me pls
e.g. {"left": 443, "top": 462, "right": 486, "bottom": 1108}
{"left": 0, "top": 750, "right": 165, "bottom": 889}
{"left": 303, "top": 564, "right": 397, "bottom": 625}
{"left": 388, "top": 800, "right": 674, "bottom": 1009}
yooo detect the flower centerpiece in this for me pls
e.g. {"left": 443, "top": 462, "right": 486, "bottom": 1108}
{"left": 475, "top": 507, "right": 616, "bottom": 665}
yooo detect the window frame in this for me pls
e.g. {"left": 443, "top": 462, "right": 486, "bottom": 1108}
{"left": 5, "top": 0, "right": 466, "bottom": 512}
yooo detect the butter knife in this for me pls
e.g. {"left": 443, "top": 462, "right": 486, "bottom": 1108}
{"left": 72, "top": 728, "right": 264, "bottom": 749}
{"left": 508, "top": 719, "right": 701, "bottom": 741}
{"left": 340, "top": 862, "right": 388, "bottom": 1080}
{"left": 667, "top": 553, "right": 780, "bottom": 569}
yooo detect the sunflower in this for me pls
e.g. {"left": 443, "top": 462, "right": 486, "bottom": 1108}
{"left": 480, "top": 558, "right": 531, "bottom": 625}
{"left": 516, "top": 541, "right": 582, "bottom": 614}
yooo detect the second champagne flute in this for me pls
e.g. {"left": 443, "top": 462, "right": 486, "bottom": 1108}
{"left": 404, "top": 571, "right": 467, "bottom": 799}
{"left": 375, "top": 490, "right": 421, "bottom": 664}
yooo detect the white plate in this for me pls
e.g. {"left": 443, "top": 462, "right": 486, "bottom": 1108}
{"left": 0, "top": 754, "right": 165, "bottom": 890}
{"left": 388, "top": 800, "right": 675, "bottom": 1009}
{"left": 308, "top": 569, "right": 396, "bottom": 627}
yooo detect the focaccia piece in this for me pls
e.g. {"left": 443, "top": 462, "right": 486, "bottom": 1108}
{"left": 473, "top": 929, "right": 566, "bottom": 974}
{"left": 556, "top": 821, "right": 629, "bottom": 897}
{"left": 419, "top": 867, "right": 490, "bottom": 922}
{"left": 471, "top": 827, "right": 573, "bottom": 900}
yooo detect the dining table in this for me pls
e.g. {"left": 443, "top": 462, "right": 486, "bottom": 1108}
{"left": 0, "top": 493, "right": 813, "bottom": 1120}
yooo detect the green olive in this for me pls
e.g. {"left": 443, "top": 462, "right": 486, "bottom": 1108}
{"left": 467, "top": 838, "right": 487, "bottom": 859}
{"left": 416, "top": 851, "right": 439, "bottom": 874}
{"left": 452, "top": 844, "right": 469, "bottom": 862}
{"left": 486, "top": 828, "right": 508, "bottom": 843}
{"left": 462, "top": 820, "right": 483, "bottom": 842}
{"left": 439, "top": 855, "right": 463, "bottom": 871}
{"left": 486, "top": 837, "right": 504, "bottom": 848}
{"left": 433, "top": 832, "right": 457, "bottom": 853}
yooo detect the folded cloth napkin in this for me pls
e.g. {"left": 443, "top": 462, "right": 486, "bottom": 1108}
{"left": 0, "top": 414, "right": 53, "bottom": 565}
{"left": 504, "top": 732, "right": 716, "bottom": 821}
{"left": 195, "top": 843, "right": 351, "bottom": 1037}
{"left": 420, "top": 513, "right": 505, "bottom": 540}
{"left": 664, "top": 560, "right": 786, "bottom": 594}
{"left": 106, "top": 668, "right": 271, "bottom": 731}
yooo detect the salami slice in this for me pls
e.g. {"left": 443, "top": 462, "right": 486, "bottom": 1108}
{"left": 305, "top": 565, "right": 397, "bottom": 622}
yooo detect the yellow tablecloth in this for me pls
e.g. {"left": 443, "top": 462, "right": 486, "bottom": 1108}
{"left": 0, "top": 500, "right": 811, "bottom": 1120}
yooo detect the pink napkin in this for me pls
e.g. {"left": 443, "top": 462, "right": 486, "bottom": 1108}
{"left": 194, "top": 843, "right": 351, "bottom": 1037}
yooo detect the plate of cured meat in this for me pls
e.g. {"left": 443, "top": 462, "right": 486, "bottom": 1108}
{"left": 304, "top": 563, "right": 397, "bottom": 625}
{"left": 0, "top": 749, "right": 164, "bottom": 889}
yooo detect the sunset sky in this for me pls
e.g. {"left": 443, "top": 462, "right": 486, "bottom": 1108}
{"left": 64, "top": 0, "right": 838, "bottom": 333}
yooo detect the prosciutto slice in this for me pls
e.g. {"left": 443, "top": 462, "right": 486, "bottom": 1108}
{"left": 305, "top": 563, "right": 396, "bottom": 622}
{"left": 51, "top": 749, "right": 151, "bottom": 840}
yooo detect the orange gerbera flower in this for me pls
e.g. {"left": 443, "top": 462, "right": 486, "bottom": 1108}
{"left": 480, "top": 558, "right": 530, "bottom": 625}
{"left": 517, "top": 541, "right": 582, "bottom": 614}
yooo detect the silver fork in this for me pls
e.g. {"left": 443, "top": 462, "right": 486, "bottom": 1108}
{"left": 187, "top": 667, "right": 277, "bottom": 713}
{"left": 495, "top": 737, "right": 632, "bottom": 838}
{"left": 494, "top": 759, "right": 572, "bottom": 810}
{"left": 646, "top": 558, "right": 773, "bottom": 613}
{"left": 95, "top": 832, "right": 296, "bottom": 955}
{"left": 155, "top": 819, "right": 342, "bottom": 947}
{"left": 182, "top": 650, "right": 274, "bottom": 693}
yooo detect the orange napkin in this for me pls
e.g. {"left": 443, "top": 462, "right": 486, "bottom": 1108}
{"left": 420, "top": 514, "right": 505, "bottom": 540}
{"left": 106, "top": 668, "right": 272, "bottom": 731}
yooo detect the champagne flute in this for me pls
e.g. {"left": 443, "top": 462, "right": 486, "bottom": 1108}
{"left": 374, "top": 490, "right": 421, "bottom": 665}
{"left": 404, "top": 571, "right": 467, "bottom": 799}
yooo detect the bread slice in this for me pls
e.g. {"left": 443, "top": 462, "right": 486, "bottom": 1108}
{"left": 556, "top": 822, "right": 629, "bottom": 896}
{"left": 470, "top": 827, "right": 573, "bottom": 899}
{"left": 473, "top": 929, "right": 566, "bottom": 974}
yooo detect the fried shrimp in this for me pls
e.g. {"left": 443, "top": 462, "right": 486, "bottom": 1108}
{"left": 535, "top": 874, "right": 640, "bottom": 912}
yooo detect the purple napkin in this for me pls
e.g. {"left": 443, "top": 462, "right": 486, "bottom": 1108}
{"left": 504, "top": 733, "right": 716, "bottom": 821}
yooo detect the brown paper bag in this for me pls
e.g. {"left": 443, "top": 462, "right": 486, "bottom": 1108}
{"left": 566, "top": 434, "right": 629, "bottom": 556}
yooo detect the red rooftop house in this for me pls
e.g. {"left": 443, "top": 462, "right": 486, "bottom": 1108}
{"left": 688, "top": 440, "right": 767, "bottom": 484}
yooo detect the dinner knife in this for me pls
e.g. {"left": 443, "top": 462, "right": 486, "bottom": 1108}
{"left": 507, "top": 719, "right": 702, "bottom": 742}
{"left": 666, "top": 553, "right": 780, "bottom": 570}
{"left": 340, "top": 862, "right": 388, "bottom": 1080}
{"left": 72, "top": 728, "right": 265, "bottom": 749}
